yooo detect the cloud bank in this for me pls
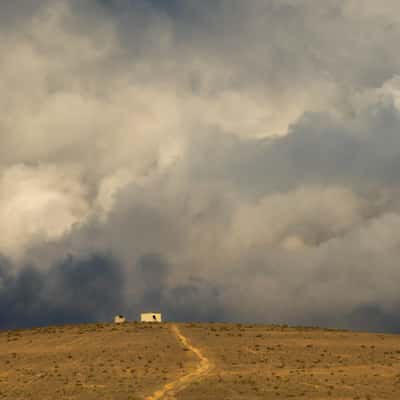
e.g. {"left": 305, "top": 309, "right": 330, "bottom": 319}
{"left": 1, "top": 0, "right": 400, "bottom": 332}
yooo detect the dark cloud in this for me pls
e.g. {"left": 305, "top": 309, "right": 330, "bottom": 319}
{"left": 0, "top": 251, "right": 224, "bottom": 329}
{"left": 186, "top": 99, "right": 400, "bottom": 198}
{"left": 133, "top": 254, "right": 224, "bottom": 322}
{"left": 2, "top": 0, "right": 400, "bottom": 333}
{"left": 0, "top": 254, "right": 124, "bottom": 330}
{"left": 345, "top": 304, "right": 400, "bottom": 333}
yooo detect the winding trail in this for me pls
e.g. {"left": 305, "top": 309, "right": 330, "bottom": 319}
{"left": 145, "top": 324, "right": 212, "bottom": 400}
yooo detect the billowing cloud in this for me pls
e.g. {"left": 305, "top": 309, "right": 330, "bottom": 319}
{"left": 0, "top": 164, "right": 89, "bottom": 258}
{"left": 1, "top": 1, "right": 400, "bottom": 332}
{"left": 0, "top": 254, "right": 124, "bottom": 330}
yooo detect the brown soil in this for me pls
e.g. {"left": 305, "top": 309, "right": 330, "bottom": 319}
{"left": 178, "top": 323, "right": 400, "bottom": 399}
{"left": 1, "top": 322, "right": 400, "bottom": 399}
{"left": 145, "top": 324, "right": 211, "bottom": 400}
{"left": 0, "top": 323, "right": 197, "bottom": 399}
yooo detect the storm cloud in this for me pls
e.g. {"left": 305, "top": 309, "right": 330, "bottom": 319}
{"left": 1, "top": 0, "right": 400, "bottom": 332}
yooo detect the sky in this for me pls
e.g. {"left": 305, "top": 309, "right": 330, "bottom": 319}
{"left": 1, "top": 0, "right": 400, "bottom": 332}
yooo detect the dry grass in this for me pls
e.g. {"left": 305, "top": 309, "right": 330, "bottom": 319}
{"left": 178, "top": 323, "right": 400, "bottom": 399}
{"left": 0, "top": 322, "right": 399, "bottom": 399}
{"left": 0, "top": 323, "right": 196, "bottom": 399}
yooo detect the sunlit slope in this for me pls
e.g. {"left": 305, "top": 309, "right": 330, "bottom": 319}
{"left": 1, "top": 323, "right": 399, "bottom": 399}
{"left": 0, "top": 323, "right": 196, "bottom": 400}
{"left": 179, "top": 323, "right": 400, "bottom": 399}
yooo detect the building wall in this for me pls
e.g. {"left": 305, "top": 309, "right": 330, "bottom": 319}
{"left": 140, "top": 313, "right": 162, "bottom": 322}
{"left": 114, "top": 315, "right": 126, "bottom": 324}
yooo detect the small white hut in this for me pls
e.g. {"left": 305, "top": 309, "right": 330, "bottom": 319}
{"left": 114, "top": 314, "right": 126, "bottom": 324}
{"left": 140, "top": 312, "right": 162, "bottom": 322}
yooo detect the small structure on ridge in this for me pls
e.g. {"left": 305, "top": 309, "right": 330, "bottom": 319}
{"left": 114, "top": 314, "right": 126, "bottom": 324}
{"left": 140, "top": 312, "right": 162, "bottom": 322}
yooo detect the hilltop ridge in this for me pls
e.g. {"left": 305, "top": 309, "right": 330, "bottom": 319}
{"left": 1, "top": 323, "right": 399, "bottom": 399}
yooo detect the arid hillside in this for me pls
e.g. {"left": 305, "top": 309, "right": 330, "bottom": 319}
{"left": 0, "top": 323, "right": 399, "bottom": 399}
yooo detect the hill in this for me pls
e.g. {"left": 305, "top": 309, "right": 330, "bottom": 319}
{"left": 1, "top": 323, "right": 399, "bottom": 399}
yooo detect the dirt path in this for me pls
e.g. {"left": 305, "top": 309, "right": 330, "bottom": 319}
{"left": 144, "top": 324, "right": 212, "bottom": 400}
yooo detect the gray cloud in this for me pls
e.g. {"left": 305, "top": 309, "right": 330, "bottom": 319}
{"left": 0, "top": 254, "right": 124, "bottom": 329}
{"left": 0, "top": 252, "right": 223, "bottom": 329}
{"left": 2, "top": 1, "right": 400, "bottom": 332}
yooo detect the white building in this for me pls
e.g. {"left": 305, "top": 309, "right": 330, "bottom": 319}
{"left": 140, "top": 312, "right": 162, "bottom": 322}
{"left": 114, "top": 314, "right": 126, "bottom": 324}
